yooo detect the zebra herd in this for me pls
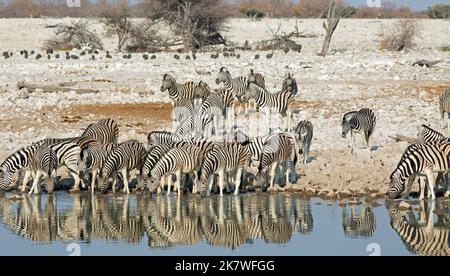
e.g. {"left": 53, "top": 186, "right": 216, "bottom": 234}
{"left": 1, "top": 63, "right": 450, "bottom": 201}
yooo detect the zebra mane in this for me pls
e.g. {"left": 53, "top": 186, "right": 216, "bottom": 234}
{"left": 420, "top": 124, "right": 443, "bottom": 137}
{"left": 342, "top": 111, "right": 358, "bottom": 123}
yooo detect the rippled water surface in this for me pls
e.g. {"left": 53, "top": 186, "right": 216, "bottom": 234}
{"left": 0, "top": 192, "right": 449, "bottom": 256}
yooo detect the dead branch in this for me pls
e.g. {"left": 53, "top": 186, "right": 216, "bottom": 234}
{"left": 388, "top": 134, "right": 418, "bottom": 144}
{"left": 255, "top": 21, "right": 307, "bottom": 52}
{"left": 412, "top": 59, "right": 442, "bottom": 68}
{"left": 319, "top": 1, "right": 341, "bottom": 56}
{"left": 17, "top": 81, "right": 99, "bottom": 95}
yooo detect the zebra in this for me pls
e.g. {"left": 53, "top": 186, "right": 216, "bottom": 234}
{"left": 387, "top": 201, "right": 450, "bottom": 256}
{"left": 247, "top": 69, "right": 265, "bottom": 89}
{"left": 81, "top": 118, "right": 119, "bottom": 144}
{"left": 160, "top": 74, "right": 197, "bottom": 102}
{"left": 147, "top": 131, "right": 184, "bottom": 147}
{"left": 199, "top": 88, "right": 235, "bottom": 135}
{"left": 242, "top": 81, "right": 295, "bottom": 131}
{"left": 281, "top": 73, "right": 298, "bottom": 95}
{"left": 143, "top": 144, "right": 203, "bottom": 195}
{"left": 341, "top": 108, "right": 376, "bottom": 155}
{"left": 257, "top": 133, "right": 298, "bottom": 192}
{"left": 198, "top": 142, "right": 252, "bottom": 196}
{"left": 294, "top": 120, "right": 313, "bottom": 164}
{"left": 28, "top": 145, "right": 58, "bottom": 195}
{"left": 215, "top": 67, "right": 250, "bottom": 115}
{"left": 79, "top": 143, "right": 117, "bottom": 194}
{"left": 439, "top": 89, "right": 450, "bottom": 131}
{"left": 342, "top": 206, "right": 376, "bottom": 239}
{"left": 97, "top": 140, "right": 147, "bottom": 194}
{"left": 234, "top": 130, "right": 272, "bottom": 165}
{"left": 174, "top": 111, "right": 212, "bottom": 138}
{"left": 193, "top": 81, "right": 212, "bottom": 103}
{"left": 387, "top": 138, "right": 450, "bottom": 200}
{"left": 417, "top": 124, "right": 445, "bottom": 143}
{"left": 172, "top": 98, "right": 195, "bottom": 123}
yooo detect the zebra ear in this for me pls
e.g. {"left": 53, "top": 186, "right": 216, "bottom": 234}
{"left": 286, "top": 72, "right": 291, "bottom": 78}
{"left": 250, "top": 68, "right": 254, "bottom": 74}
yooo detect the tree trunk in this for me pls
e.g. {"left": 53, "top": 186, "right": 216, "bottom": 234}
{"left": 320, "top": 1, "right": 340, "bottom": 56}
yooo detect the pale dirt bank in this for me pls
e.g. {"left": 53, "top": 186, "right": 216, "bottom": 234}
{"left": 0, "top": 18, "right": 449, "bottom": 198}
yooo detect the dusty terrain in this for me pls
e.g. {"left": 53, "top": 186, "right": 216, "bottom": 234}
{"left": 0, "top": 18, "right": 449, "bottom": 198}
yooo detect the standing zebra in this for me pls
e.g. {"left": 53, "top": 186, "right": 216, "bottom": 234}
{"left": 234, "top": 130, "right": 272, "bottom": 165}
{"left": 28, "top": 145, "right": 58, "bottom": 195}
{"left": 215, "top": 67, "right": 250, "bottom": 115}
{"left": 247, "top": 69, "right": 265, "bottom": 89}
{"left": 160, "top": 74, "right": 197, "bottom": 102}
{"left": 387, "top": 138, "right": 450, "bottom": 200}
{"left": 341, "top": 108, "right": 376, "bottom": 155}
{"left": 439, "top": 89, "right": 450, "bottom": 131}
{"left": 147, "top": 131, "right": 184, "bottom": 147}
{"left": 79, "top": 143, "right": 117, "bottom": 194}
{"left": 98, "top": 140, "right": 147, "bottom": 194}
{"left": 172, "top": 98, "right": 195, "bottom": 123}
{"left": 144, "top": 144, "right": 203, "bottom": 195}
{"left": 81, "top": 118, "right": 119, "bottom": 144}
{"left": 193, "top": 81, "right": 212, "bottom": 102}
{"left": 417, "top": 124, "right": 445, "bottom": 143}
{"left": 175, "top": 112, "right": 212, "bottom": 139}
{"left": 198, "top": 142, "right": 252, "bottom": 196}
{"left": 281, "top": 73, "right": 298, "bottom": 95}
{"left": 294, "top": 120, "right": 313, "bottom": 164}
{"left": 257, "top": 133, "right": 298, "bottom": 192}
{"left": 243, "top": 82, "right": 295, "bottom": 131}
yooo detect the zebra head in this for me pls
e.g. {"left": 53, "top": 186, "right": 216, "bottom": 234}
{"left": 215, "top": 67, "right": 231, "bottom": 85}
{"left": 197, "top": 176, "right": 209, "bottom": 195}
{"left": 97, "top": 168, "right": 112, "bottom": 193}
{"left": 282, "top": 73, "right": 298, "bottom": 94}
{"left": 146, "top": 176, "right": 160, "bottom": 194}
{"left": 256, "top": 170, "right": 270, "bottom": 192}
{"left": 0, "top": 167, "right": 12, "bottom": 190}
{"left": 160, "top": 74, "right": 175, "bottom": 92}
{"left": 79, "top": 145, "right": 93, "bottom": 173}
{"left": 341, "top": 111, "right": 357, "bottom": 138}
{"left": 194, "top": 81, "right": 211, "bottom": 100}
{"left": 386, "top": 171, "right": 405, "bottom": 199}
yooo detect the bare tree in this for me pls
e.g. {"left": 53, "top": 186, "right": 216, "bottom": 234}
{"left": 101, "top": 7, "right": 132, "bottom": 52}
{"left": 144, "top": 0, "right": 229, "bottom": 52}
{"left": 319, "top": 1, "right": 340, "bottom": 56}
{"left": 44, "top": 20, "right": 103, "bottom": 50}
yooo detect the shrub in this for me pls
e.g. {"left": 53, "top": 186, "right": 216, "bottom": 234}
{"left": 425, "top": 4, "right": 450, "bottom": 19}
{"left": 43, "top": 20, "right": 103, "bottom": 51}
{"left": 379, "top": 20, "right": 420, "bottom": 51}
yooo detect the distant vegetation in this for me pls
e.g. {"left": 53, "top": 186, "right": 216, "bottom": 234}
{"left": 0, "top": 0, "right": 448, "bottom": 19}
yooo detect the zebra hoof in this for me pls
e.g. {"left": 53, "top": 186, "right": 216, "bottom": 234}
{"left": 68, "top": 188, "right": 80, "bottom": 194}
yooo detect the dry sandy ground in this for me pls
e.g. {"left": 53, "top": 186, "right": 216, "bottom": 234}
{"left": 0, "top": 18, "right": 449, "bottom": 199}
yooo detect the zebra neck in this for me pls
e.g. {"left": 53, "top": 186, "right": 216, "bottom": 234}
{"left": 168, "top": 83, "right": 179, "bottom": 99}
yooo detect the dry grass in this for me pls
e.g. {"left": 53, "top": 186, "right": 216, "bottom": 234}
{"left": 379, "top": 20, "right": 420, "bottom": 51}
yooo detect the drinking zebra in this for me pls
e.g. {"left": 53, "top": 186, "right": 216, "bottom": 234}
{"left": 97, "top": 140, "right": 147, "bottom": 194}
{"left": 341, "top": 108, "right": 376, "bottom": 155}
{"left": 387, "top": 138, "right": 450, "bottom": 200}
{"left": 257, "top": 133, "right": 298, "bottom": 192}
{"left": 28, "top": 145, "right": 58, "bottom": 195}
{"left": 81, "top": 118, "right": 119, "bottom": 144}
{"left": 198, "top": 142, "right": 252, "bottom": 196}
{"left": 294, "top": 120, "right": 313, "bottom": 164}
{"left": 79, "top": 143, "right": 117, "bottom": 194}
{"left": 143, "top": 144, "right": 203, "bottom": 195}
{"left": 147, "top": 131, "right": 184, "bottom": 147}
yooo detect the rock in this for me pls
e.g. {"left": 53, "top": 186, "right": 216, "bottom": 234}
{"left": 398, "top": 201, "right": 411, "bottom": 211}
{"left": 284, "top": 183, "right": 293, "bottom": 190}
{"left": 246, "top": 185, "right": 256, "bottom": 192}
{"left": 17, "top": 88, "right": 29, "bottom": 99}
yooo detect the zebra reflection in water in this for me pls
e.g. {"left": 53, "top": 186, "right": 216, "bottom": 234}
{"left": 0, "top": 193, "right": 316, "bottom": 249}
{"left": 387, "top": 200, "right": 450, "bottom": 256}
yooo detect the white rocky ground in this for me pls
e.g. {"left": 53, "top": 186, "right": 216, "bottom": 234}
{"left": 0, "top": 18, "right": 449, "bottom": 198}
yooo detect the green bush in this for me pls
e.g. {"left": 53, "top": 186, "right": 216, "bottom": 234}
{"left": 240, "top": 8, "right": 265, "bottom": 19}
{"left": 425, "top": 4, "right": 450, "bottom": 19}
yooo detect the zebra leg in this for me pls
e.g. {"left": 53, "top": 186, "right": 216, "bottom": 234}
{"left": 402, "top": 175, "right": 415, "bottom": 200}
{"left": 270, "top": 162, "right": 278, "bottom": 189}
{"left": 206, "top": 175, "right": 214, "bottom": 197}
{"left": 234, "top": 167, "right": 243, "bottom": 195}
{"left": 68, "top": 170, "right": 81, "bottom": 192}
{"left": 20, "top": 170, "right": 32, "bottom": 192}
{"left": 167, "top": 174, "right": 173, "bottom": 196}
{"left": 447, "top": 113, "right": 450, "bottom": 131}
{"left": 218, "top": 169, "right": 225, "bottom": 196}
{"left": 285, "top": 161, "right": 291, "bottom": 184}
{"left": 192, "top": 171, "right": 198, "bottom": 194}
{"left": 425, "top": 171, "right": 436, "bottom": 200}
{"left": 91, "top": 170, "right": 97, "bottom": 194}
{"left": 350, "top": 131, "right": 355, "bottom": 155}
{"left": 122, "top": 170, "right": 130, "bottom": 194}
{"left": 29, "top": 171, "right": 42, "bottom": 195}
{"left": 176, "top": 170, "right": 182, "bottom": 195}
{"left": 303, "top": 145, "right": 309, "bottom": 165}
{"left": 419, "top": 176, "right": 428, "bottom": 201}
